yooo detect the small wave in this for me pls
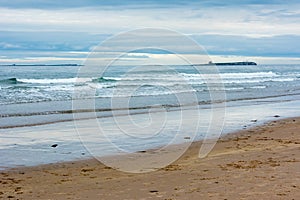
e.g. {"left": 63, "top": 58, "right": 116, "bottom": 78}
{"left": 7, "top": 85, "right": 34, "bottom": 90}
{"left": 0, "top": 78, "right": 20, "bottom": 84}
{"left": 181, "top": 71, "right": 278, "bottom": 79}
{"left": 92, "top": 77, "right": 117, "bottom": 83}
{"left": 250, "top": 86, "right": 267, "bottom": 89}
{"left": 221, "top": 71, "right": 277, "bottom": 79}
{"left": 202, "top": 87, "right": 244, "bottom": 92}
{"left": 13, "top": 77, "right": 119, "bottom": 84}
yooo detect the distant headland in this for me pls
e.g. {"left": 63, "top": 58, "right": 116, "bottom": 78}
{"left": 0, "top": 64, "right": 83, "bottom": 67}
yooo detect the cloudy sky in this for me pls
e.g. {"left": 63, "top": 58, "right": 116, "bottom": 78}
{"left": 0, "top": 0, "right": 300, "bottom": 64}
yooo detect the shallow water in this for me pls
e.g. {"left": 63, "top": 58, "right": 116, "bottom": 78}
{"left": 0, "top": 95, "right": 299, "bottom": 170}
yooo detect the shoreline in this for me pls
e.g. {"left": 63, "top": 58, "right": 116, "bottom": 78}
{"left": 1, "top": 116, "right": 298, "bottom": 171}
{"left": 1, "top": 98, "right": 300, "bottom": 170}
{"left": 1, "top": 92, "right": 300, "bottom": 129}
{"left": 1, "top": 117, "right": 299, "bottom": 199}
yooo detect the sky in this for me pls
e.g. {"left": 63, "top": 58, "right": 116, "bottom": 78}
{"left": 0, "top": 0, "right": 300, "bottom": 64}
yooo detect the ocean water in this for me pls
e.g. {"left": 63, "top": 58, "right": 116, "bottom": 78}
{"left": 0, "top": 64, "right": 299, "bottom": 128}
{"left": 0, "top": 64, "right": 300, "bottom": 169}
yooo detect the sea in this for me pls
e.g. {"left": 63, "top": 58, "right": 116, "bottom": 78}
{"left": 0, "top": 64, "right": 300, "bottom": 169}
{"left": 0, "top": 64, "right": 299, "bottom": 127}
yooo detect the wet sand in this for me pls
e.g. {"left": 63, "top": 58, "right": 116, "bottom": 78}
{"left": 0, "top": 117, "right": 299, "bottom": 199}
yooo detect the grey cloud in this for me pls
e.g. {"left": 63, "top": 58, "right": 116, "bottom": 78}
{"left": 192, "top": 34, "right": 300, "bottom": 57}
{"left": 1, "top": 0, "right": 299, "bottom": 9}
{"left": 1, "top": 30, "right": 299, "bottom": 58}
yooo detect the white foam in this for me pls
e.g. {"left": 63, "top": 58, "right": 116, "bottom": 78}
{"left": 18, "top": 78, "right": 92, "bottom": 84}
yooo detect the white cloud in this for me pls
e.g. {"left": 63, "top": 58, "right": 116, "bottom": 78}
{"left": 0, "top": 4, "right": 299, "bottom": 37}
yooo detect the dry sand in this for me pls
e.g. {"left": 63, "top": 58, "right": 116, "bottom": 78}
{"left": 0, "top": 117, "right": 299, "bottom": 199}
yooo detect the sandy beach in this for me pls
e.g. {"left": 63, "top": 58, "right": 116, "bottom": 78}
{"left": 0, "top": 117, "right": 299, "bottom": 200}
{"left": 1, "top": 0, "right": 300, "bottom": 200}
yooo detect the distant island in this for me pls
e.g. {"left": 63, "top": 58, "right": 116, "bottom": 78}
{"left": 0, "top": 64, "right": 82, "bottom": 67}
{"left": 195, "top": 61, "right": 257, "bottom": 66}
